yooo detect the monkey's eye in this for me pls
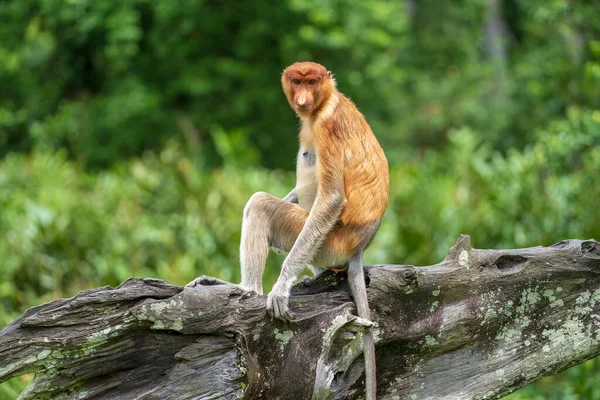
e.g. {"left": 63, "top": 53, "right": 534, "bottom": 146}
{"left": 292, "top": 79, "right": 301, "bottom": 85}
{"left": 308, "top": 79, "right": 317, "bottom": 85}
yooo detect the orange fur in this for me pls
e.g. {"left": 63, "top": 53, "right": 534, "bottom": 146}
{"left": 282, "top": 62, "right": 389, "bottom": 261}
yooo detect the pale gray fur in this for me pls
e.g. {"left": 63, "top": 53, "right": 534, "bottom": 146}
{"left": 240, "top": 190, "right": 346, "bottom": 299}
{"left": 302, "top": 149, "right": 316, "bottom": 166}
{"left": 308, "top": 265, "right": 326, "bottom": 276}
{"left": 266, "top": 192, "right": 345, "bottom": 319}
{"left": 239, "top": 192, "right": 271, "bottom": 294}
{"left": 283, "top": 189, "right": 298, "bottom": 204}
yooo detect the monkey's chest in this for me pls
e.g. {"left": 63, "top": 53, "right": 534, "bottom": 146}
{"left": 296, "top": 148, "right": 317, "bottom": 210}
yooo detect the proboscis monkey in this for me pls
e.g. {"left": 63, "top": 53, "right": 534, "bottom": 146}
{"left": 189, "top": 61, "right": 388, "bottom": 400}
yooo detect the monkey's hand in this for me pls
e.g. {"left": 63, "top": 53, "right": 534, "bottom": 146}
{"left": 283, "top": 189, "right": 299, "bottom": 204}
{"left": 266, "top": 282, "right": 293, "bottom": 321}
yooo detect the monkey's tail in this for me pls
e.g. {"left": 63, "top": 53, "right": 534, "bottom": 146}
{"left": 347, "top": 252, "right": 377, "bottom": 400}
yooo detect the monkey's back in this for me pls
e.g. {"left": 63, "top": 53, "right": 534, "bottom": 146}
{"left": 323, "top": 95, "right": 389, "bottom": 257}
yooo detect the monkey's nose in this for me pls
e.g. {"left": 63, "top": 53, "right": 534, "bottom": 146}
{"left": 295, "top": 100, "right": 312, "bottom": 110}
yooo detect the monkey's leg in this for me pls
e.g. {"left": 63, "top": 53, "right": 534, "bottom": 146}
{"left": 240, "top": 192, "right": 308, "bottom": 295}
{"left": 298, "top": 265, "right": 328, "bottom": 287}
{"left": 347, "top": 251, "right": 377, "bottom": 400}
{"left": 308, "top": 265, "right": 327, "bottom": 276}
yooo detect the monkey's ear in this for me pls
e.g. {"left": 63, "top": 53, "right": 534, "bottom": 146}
{"left": 327, "top": 71, "right": 332, "bottom": 77}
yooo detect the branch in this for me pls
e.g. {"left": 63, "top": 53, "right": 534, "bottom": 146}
{"left": 1, "top": 236, "right": 599, "bottom": 399}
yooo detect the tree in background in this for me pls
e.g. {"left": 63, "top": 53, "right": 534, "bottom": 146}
{"left": 1, "top": 0, "right": 598, "bottom": 168}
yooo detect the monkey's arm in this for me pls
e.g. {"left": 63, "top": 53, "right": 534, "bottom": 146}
{"left": 283, "top": 189, "right": 299, "bottom": 204}
{"left": 267, "top": 147, "right": 345, "bottom": 319}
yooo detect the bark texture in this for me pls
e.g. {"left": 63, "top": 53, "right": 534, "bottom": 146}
{"left": 1, "top": 236, "right": 599, "bottom": 400}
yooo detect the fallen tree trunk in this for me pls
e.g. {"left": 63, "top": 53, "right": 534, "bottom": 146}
{"left": 1, "top": 236, "right": 599, "bottom": 400}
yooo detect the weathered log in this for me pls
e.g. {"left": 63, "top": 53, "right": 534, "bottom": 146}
{"left": 1, "top": 236, "right": 599, "bottom": 399}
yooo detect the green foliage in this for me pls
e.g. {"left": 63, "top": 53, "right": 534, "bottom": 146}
{"left": 1, "top": 0, "right": 598, "bottom": 168}
{"left": 385, "top": 107, "right": 600, "bottom": 265}
{"left": 505, "top": 358, "right": 600, "bottom": 400}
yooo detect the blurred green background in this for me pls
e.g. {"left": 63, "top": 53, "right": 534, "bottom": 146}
{"left": 0, "top": 0, "right": 599, "bottom": 398}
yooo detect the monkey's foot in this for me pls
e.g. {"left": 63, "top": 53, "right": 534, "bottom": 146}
{"left": 186, "top": 276, "right": 254, "bottom": 292}
{"left": 186, "top": 276, "right": 258, "bottom": 298}
{"left": 185, "top": 275, "right": 234, "bottom": 288}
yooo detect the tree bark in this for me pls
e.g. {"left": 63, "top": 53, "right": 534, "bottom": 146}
{"left": 1, "top": 236, "right": 599, "bottom": 400}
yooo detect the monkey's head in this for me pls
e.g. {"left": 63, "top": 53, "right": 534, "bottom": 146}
{"left": 282, "top": 62, "right": 336, "bottom": 117}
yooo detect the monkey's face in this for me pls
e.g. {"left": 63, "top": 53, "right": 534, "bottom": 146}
{"left": 282, "top": 62, "right": 333, "bottom": 117}
{"left": 289, "top": 78, "right": 320, "bottom": 114}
